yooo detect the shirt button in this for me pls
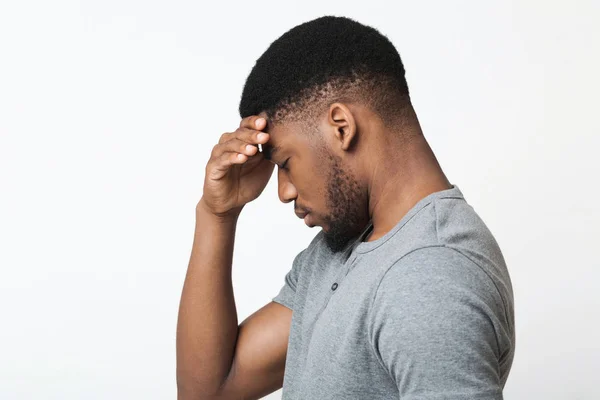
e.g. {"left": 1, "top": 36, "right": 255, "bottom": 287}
{"left": 331, "top": 282, "right": 338, "bottom": 291}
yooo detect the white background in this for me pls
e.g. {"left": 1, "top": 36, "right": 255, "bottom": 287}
{"left": 1, "top": 1, "right": 598, "bottom": 399}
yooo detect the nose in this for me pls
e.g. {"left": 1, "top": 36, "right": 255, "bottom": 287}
{"left": 277, "top": 168, "right": 297, "bottom": 204}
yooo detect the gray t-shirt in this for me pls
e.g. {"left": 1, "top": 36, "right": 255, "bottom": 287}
{"left": 272, "top": 184, "right": 515, "bottom": 399}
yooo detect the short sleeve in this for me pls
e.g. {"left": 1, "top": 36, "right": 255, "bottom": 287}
{"left": 272, "top": 248, "right": 307, "bottom": 311}
{"left": 367, "top": 246, "right": 509, "bottom": 400}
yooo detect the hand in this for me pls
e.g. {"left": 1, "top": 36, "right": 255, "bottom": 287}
{"left": 200, "top": 115, "right": 274, "bottom": 218}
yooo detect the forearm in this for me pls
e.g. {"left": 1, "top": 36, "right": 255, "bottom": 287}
{"left": 176, "top": 199, "right": 241, "bottom": 399}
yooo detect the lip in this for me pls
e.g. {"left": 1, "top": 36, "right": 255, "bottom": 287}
{"left": 295, "top": 210, "right": 308, "bottom": 219}
{"left": 304, "top": 213, "right": 315, "bottom": 227}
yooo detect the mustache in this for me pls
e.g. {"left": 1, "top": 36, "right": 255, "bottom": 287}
{"left": 294, "top": 202, "right": 309, "bottom": 214}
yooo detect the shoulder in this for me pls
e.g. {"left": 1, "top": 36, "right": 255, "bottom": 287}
{"left": 376, "top": 246, "right": 500, "bottom": 300}
{"left": 368, "top": 245, "right": 508, "bottom": 335}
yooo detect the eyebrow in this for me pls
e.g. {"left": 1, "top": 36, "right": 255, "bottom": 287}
{"left": 262, "top": 144, "right": 282, "bottom": 161}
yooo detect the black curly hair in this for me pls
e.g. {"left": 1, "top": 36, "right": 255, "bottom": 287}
{"left": 238, "top": 15, "right": 412, "bottom": 133}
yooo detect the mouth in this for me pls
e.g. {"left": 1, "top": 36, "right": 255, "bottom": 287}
{"left": 304, "top": 213, "right": 315, "bottom": 227}
{"left": 295, "top": 210, "right": 309, "bottom": 219}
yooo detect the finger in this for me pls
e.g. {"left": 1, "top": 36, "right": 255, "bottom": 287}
{"left": 210, "top": 148, "right": 264, "bottom": 174}
{"left": 207, "top": 151, "right": 240, "bottom": 176}
{"left": 220, "top": 137, "right": 262, "bottom": 158}
{"left": 218, "top": 131, "right": 233, "bottom": 145}
{"left": 239, "top": 115, "right": 267, "bottom": 131}
{"left": 234, "top": 127, "right": 270, "bottom": 145}
{"left": 219, "top": 125, "right": 270, "bottom": 145}
{"left": 211, "top": 134, "right": 267, "bottom": 166}
{"left": 215, "top": 128, "right": 269, "bottom": 156}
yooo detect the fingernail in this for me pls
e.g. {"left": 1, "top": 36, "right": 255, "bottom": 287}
{"left": 257, "top": 133, "right": 268, "bottom": 141}
{"left": 256, "top": 118, "right": 265, "bottom": 127}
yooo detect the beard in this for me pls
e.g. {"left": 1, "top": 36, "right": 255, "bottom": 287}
{"left": 319, "top": 152, "right": 371, "bottom": 253}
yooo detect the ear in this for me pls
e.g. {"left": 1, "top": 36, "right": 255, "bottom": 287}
{"left": 328, "top": 102, "right": 357, "bottom": 151}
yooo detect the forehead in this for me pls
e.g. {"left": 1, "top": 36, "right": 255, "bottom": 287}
{"left": 260, "top": 120, "right": 298, "bottom": 160}
{"left": 261, "top": 142, "right": 282, "bottom": 161}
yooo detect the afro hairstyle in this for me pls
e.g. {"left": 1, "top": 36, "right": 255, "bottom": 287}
{"left": 238, "top": 15, "right": 412, "bottom": 132}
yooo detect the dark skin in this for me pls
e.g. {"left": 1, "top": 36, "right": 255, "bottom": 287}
{"left": 258, "top": 102, "right": 452, "bottom": 251}
{"left": 176, "top": 104, "right": 452, "bottom": 400}
{"left": 259, "top": 109, "right": 369, "bottom": 253}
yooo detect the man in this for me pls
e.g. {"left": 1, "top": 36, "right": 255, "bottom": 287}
{"left": 176, "top": 15, "right": 515, "bottom": 400}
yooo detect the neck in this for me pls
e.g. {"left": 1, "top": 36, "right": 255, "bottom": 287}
{"left": 364, "top": 132, "right": 452, "bottom": 242}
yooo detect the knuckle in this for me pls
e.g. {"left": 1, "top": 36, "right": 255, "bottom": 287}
{"left": 210, "top": 145, "right": 218, "bottom": 158}
{"left": 220, "top": 152, "right": 233, "bottom": 165}
{"left": 212, "top": 143, "right": 226, "bottom": 159}
{"left": 227, "top": 138, "right": 242, "bottom": 150}
{"left": 236, "top": 127, "right": 251, "bottom": 140}
{"left": 239, "top": 116, "right": 251, "bottom": 128}
{"left": 240, "top": 115, "right": 258, "bottom": 129}
{"left": 218, "top": 132, "right": 231, "bottom": 144}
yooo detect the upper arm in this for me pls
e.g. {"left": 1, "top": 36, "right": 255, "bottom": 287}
{"left": 367, "top": 247, "right": 507, "bottom": 399}
{"left": 215, "top": 248, "right": 308, "bottom": 399}
{"left": 215, "top": 300, "right": 292, "bottom": 400}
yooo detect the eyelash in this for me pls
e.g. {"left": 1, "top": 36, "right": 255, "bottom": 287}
{"left": 280, "top": 158, "right": 290, "bottom": 170}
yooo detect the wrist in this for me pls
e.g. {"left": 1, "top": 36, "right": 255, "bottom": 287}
{"left": 196, "top": 198, "right": 241, "bottom": 224}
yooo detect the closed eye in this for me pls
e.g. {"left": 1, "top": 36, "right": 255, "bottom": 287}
{"left": 280, "top": 158, "right": 290, "bottom": 170}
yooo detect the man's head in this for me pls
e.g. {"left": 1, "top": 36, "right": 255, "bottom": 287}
{"left": 239, "top": 16, "right": 419, "bottom": 253}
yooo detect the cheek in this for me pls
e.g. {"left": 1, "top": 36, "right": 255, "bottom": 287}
{"left": 294, "top": 157, "right": 330, "bottom": 205}
{"left": 299, "top": 174, "right": 328, "bottom": 203}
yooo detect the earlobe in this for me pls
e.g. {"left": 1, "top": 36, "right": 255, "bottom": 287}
{"left": 340, "top": 128, "right": 355, "bottom": 151}
{"left": 338, "top": 120, "right": 356, "bottom": 152}
{"left": 328, "top": 103, "right": 357, "bottom": 151}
